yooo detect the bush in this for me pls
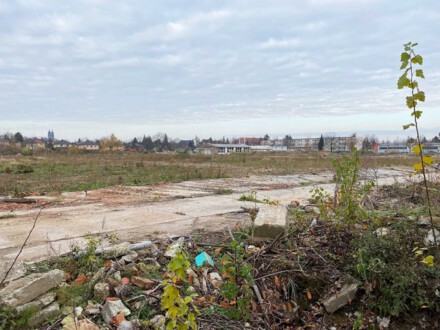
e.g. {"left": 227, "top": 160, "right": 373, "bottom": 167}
{"left": 13, "top": 164, "right": 34, "bottom": 174}
{"left": 353, "top": 219, "right": 434, "bottom": 316}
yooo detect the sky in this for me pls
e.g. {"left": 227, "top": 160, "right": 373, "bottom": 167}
{"left": 0, "top": 0, "right": 439, "bottom": 141}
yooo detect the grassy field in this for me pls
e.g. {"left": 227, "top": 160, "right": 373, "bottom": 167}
{"left": 0, "top": 151, "right": 420, "bottom": 196}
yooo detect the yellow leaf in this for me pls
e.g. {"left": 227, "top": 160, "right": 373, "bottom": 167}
{"left": 413, "top": 145, "right": 423, "bottom": 155}
{"left": 413, "top": 162, "right": 423, "bottom": 172}
{"left": 421, "top": 255, "right": 434, "bottom": 267}
{"left": 423, "top": 155, "right": 433, "bottom": 166}
{"left": 306, "top": 290, "right": 312, "bottom": 300}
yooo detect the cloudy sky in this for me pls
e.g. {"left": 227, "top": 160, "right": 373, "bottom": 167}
{"left": 0, "top": 0, "right": 439, "bottom": 141}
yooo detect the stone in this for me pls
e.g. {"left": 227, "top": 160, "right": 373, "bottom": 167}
{"left": 138, "top": 260, "right": 161, "bottom": 274}
{"left": 418, "top": 216, "right": 430, "bottom": 227}
{"left": 252, "top": 205, "right": 287, "bottom": 240}
{"left": 94, "top": 282, "right": 110, "bottom": 302}
{"left": 150, "top": 315, "right": 166, "bottom": 330}
{"left": 101, "top": 300, "right": 130, "bottom": 323}
{"left": 113, "top": 271, "right": 122, "bottom": 281}
{"left": 85, "top": 300, "right": 101, "bottom": 315}
{"left": 0, "top": 269, "right": 65, "bottom": 309}
{"left": 15, "top": 300, "right": 42, "bottom": 315}
{"left": 112, "top": 312, "right": 126, "bottom": 326}
{"left": 375, "top": 227, "right": 390, "bottom": 237}
{"left": 424, "top": 229, "right": 440, "bottom": 246}
{"left": 322, "top": 283, "right": 358, "bottom": 313}
{"left": 377, "top": 316, "right": 390, "bottom": 329}
{"left": 124, "top": 263, "right": 139, "bottom": 275}
{"left": 98, "top": 242, "right": 132, "bottom": 258}
{"left": 122, "top": 251, "right": 138, "bottom": 263}
{"left": 208, "top": 272, "right": 222, "bottom": 288}
{"left": 117, "top": 320, "right": 133, "bottom": 330}
{"left": 131, "top": 276, "right": 156, "bottom": 289}
{"left": 38, "top": 291, "right": 57, "bottom": 306}
{"left": 29, "top": 302, "right": 60, "bottom": 327}
{"left": 74, "top": 306, "right": 83, "bottom": 317}
{"left": 305, "top": 205, "right": 320, "bottom": 215}
{"left": 91, "top": 267, "right": 107, "bottom": 282}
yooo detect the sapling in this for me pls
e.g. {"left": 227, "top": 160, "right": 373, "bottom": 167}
{"left": 398, "top": 42, "right": 438, "bottom": 258}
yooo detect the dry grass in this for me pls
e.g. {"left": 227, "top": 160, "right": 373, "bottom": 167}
{"left": 0, "top": 150, "right": 422, "bottom": 196}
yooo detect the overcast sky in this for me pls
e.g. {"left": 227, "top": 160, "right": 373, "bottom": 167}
{"left": 0, "top": 0, "right": 439, "bottom": 141}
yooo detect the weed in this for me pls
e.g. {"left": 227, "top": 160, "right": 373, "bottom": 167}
{"left": 214, "top": 188, "right": 233, "bottom": 195}
{"left": 161, "top": 248, "right": 199, "bottom": 330}
{"left": 0, "top": 214, "right": 16, "bottom": 220}
{"left": 12, "top": 164, "right": 34, "bottom": 174}
{"left": 239, "top": 190, "right": 258, "bottom": 202}
{"left": 216, "top": 240, "right": 254, "bottom": 321}
{"left": 353, "top": 219, "right": 433, "bottom": 316}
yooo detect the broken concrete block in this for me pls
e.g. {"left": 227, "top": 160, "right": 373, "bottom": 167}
{"left": 322, "top": 283, "right": 358, "bottom": 313}
{"left": 101, "top": 300, "right": 130, "bottom": 323}
{"left": 29, "top": 302, "right": 60, "bottom": 327}
{"left": 0, "top": 269, "right": 65, "bottom": 309}
{"left": 38, "top": 291, "right": 57, "bottom": 306}
{"left": 252, "top": 205, "right": 287, "bottom": 240}
{"left": 208, "top": 272, "right": 222, "bottom": 288}
{"left": 98, "top": 242, "right": 131, "bottom": 258}
{"left": 138, "top": 260, "right": 161, "bottom": 275}
{"left": 186, "top": 268, "right": 201, "bottom": 290}
{"left": 85, "top": 300, "right": 101, "bottom": 315}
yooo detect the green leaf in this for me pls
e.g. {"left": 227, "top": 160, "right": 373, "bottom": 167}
{"left": 400, "top": 52, "right": 410, "bottom": 62}
{"left": 403, "top": 123, "right": 415, "bottom": 130}
{"left": 411, "top": 55, "right": 423, "bottom": 65}
{"left": 414, "top": 91, "right": 425, "bottom": 102}
{"left": 400, "top": 60, "right": 409, "bottom": 70}
{"left": 406, "top": 96, "right": 416, "bottom": 109}
{"left": 397, "top": 74, "right": 410, "bottom": 89}
{"left": 411, "top": 110, "right": 422, "bottom": 119}
{"left": 416, "top": 69, "right": 425, "bottom": 78}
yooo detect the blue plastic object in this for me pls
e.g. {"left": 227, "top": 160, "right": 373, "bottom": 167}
{"left": 195, "top": 252, "right": 214, "bottom": 267}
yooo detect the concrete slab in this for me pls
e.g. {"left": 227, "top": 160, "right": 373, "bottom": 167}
{"left": 252, "top": 205, "right": 287, "bottom": 240}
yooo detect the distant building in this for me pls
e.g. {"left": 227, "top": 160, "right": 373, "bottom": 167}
{"left": 377, "top": 143, "right": 409, "bottom": 153}
{"left": 197, "top": 143, "right": 250, "bottom": 155}
{"left": 76, "top": 141, "right": 100, "bottom": 151}
{"left": 290, "top": 135, "right": 362, "bottom": 152}
{"left": 238, "top": 137, "right": 262, "bottom": 145}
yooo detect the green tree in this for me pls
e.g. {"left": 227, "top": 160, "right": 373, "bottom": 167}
{"left": 318, "top": 134, "right": 324, "bottom": 151}
{"left": 14, "top": 132, "right": 23, "bottom": 143}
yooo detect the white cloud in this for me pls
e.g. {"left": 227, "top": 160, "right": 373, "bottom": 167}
{"left": 260, "top": 38, "right": 300, "bottom": 49}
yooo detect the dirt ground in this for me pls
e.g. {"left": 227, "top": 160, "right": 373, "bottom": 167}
{"left": 0, "top": 167, "right": 410, "bottom": 281}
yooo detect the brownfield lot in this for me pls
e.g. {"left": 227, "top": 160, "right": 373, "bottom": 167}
{"left": 0, "top": 151, "right": 421, "bottom": 197}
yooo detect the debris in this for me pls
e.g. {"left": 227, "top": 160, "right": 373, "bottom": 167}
{"left": 165, "top": 237, "right": 185, "bottom": 257}
{"left": 138, "top": 260, "right": 161, "bottom": 274}
{"left": 186, "top": 268, "right": 201, "bottom": 290}
{"left": 375, "top": 227, "right": 390, "bottom": 237}
{"left": 85, "top": 300, "right": 101, "bottom": 315}
{"left": 195, "top": 252, "right": 214, "bottom": 267}
{"left": 29, "top": 302, "right": 60, "bottom": 327}
{"left": 252, "top": 205, "right": 287, "bottom": 240}
{"left": 149, "top": 314, "right": 166, "bottom": 329}
{"left": 424, "top": 229, "right": 440, "bottom": 245}
{"left": 377, "top": 316, "right": 391, "bottom": 329}
{"left": 117, "top": 320, "right": 134, "bottom": 330}
{"left": 0, "top": 269, "right": 65, "bottom": 309}
{"left": 208, "top": 272, "right": 222, "bottom": 288}
{"left": 322, "top": 283, "right": 358, "bottom": 313}
{"left": 93, "top": 282, "right": 110, "bottom": 302}
{"left": 101, "top": 299, "right": 130, "bottom": 323}
{"left": 305, "top": 205, "right": 320, "bottom": 215}
{"left": 74, "top": 306, "right": 83, "bottom": 317}
{"left": 0, "top": 198, "right": 37, "bottom": 203}
{"left": 131, "top": 276, "right": 156, "bottom": 289}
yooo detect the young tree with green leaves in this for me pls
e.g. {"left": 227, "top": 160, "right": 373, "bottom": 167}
{"left": 398, "top": 41, "right": 438, "bottom": 255}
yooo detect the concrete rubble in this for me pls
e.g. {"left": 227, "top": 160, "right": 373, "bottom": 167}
{"left": 252, "top": 204, "right": 287, "bottom": 240}
{"left": 322, "top": 283, "right": 358, "bottom": 313}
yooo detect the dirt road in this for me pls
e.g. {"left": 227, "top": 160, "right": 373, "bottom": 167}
{"left": 0, "top": 168, "right": 409, "bottom": 281}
